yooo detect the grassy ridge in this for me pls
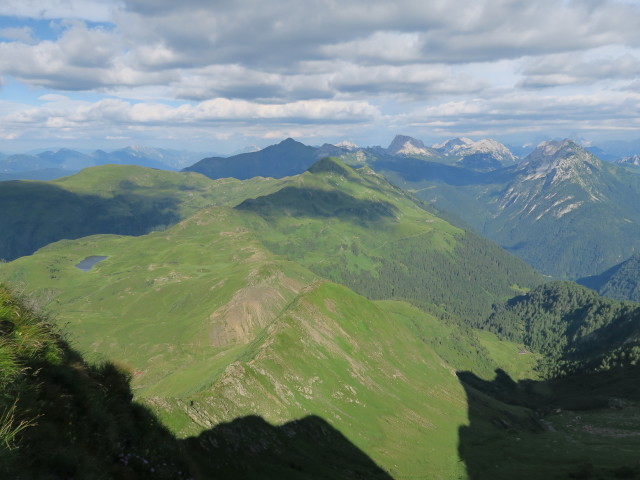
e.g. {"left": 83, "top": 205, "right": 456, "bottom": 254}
{"left": 4, "top": 157, "right": 639, "bottom": 478}
{"left": 168, "top": 281, "right": 536, "bottom": 478}
{"left": 0, "top": 164, "right": 284, "bottom": 261}
{"left": 236, "top": 158, "right": 542, "bottom": 321}
{"left": 0, "top": 207, "right": 540, "bottom": 478}
{"left": 0, "top": 206, "right": 316, "bottom": 401}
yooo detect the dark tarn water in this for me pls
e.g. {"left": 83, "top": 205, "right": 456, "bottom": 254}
{"left": 75, "top": 256, "right": 108, "bottom": 272}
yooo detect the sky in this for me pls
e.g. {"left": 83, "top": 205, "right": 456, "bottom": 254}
{"left": 1, "top": 0, "right": 640, "bottom": 153}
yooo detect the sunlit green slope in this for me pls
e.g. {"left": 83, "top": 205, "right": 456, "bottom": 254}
{"left": 8, "top": 157, "right": 637, "bottom": 479}
{"left": 0, "top": 159, "right": 546, "bottom": 478}
{"left": 236, "top": 157, "right": 542, "bottom": 320}
{"left": 1, "top": 206, "right": 316, "bottom": 400}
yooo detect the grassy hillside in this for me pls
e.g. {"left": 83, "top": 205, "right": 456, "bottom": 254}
{"left": 177, "top": 281, "right": 482, "bottom": 478}
{"left": 3, "top": 156, "right": 639, "bottom": 478}
{"left": 4, "top": 261, "right": 639, "bottom": 479}
{"left": 0, "top": 284, "right": 193, "bottom": 479}
{"left": 0, "top": 285, "right": 403, "bottom": 479}
{"left": 0, "top": 206, "right": 317, "bottom": 400}
{"left": 0, "top": 187, "right": 541, "bottom": 478}
{"left": 236, "top": 157, "right": 542, "bottom": 321}
{"left": 0, "top": 164, "right": 284, "bottom": 261}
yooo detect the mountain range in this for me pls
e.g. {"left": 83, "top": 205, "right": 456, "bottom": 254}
{"left": 188, "top": 135, "right": 640, "bottom": 280}
{"left": 0, "top": 146, "right": 207, "bottom": 181}
{"left": 0, "top": 158, "right": 546, "bottom": 478}
{"left": 2, "top": 142, "right": 640, "bottom": 478}
{"left": 378, "top": 139, "right": 640, "bottom": 279}
{"left": 184, "top": 134, "right": 521, "bottom": 183}
{"left": 0, "top": 165, "right": 285, "bottom": 261}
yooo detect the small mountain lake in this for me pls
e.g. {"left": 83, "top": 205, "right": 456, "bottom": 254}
{"left": 75, "top": 256, "right": 108, "bottom": 272}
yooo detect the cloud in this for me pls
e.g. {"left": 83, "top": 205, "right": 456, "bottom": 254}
{"left": 519, "top": 52, "right": 640, "bottom": 88}
{"left": 171, "top": 62, "right": 487, "bottom": 102}
{"left": 321, "top": 32, "right": 426, "bottom": 64}
{"left": 3, "top": 95, "right": 380, "bottom": 127}
{"left": 0, "top": 94, "right": 383, "bottom": 150}
{"left": 114, "top": 0, "right": 640, "bottom": 68}
{"left": 0, "top": 26, "right": 35, "bottom": 43}
{"left": 3, "top": 0, "right": 640, "bottom": 96}
{"left": 0, "top": 21, "right": 177, "bottom": 90}
{"left": 0, "top": 0, "right": 116, "bottom": 22}
{"left": 404, "top": 91, "right": 640, "bottom": 140}
{"left": 2, "top": 0, "right": 640, "bottom": 149}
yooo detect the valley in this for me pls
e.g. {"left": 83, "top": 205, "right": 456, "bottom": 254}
{"left": 1, "top": 148, "right": 640, "bottom": 479}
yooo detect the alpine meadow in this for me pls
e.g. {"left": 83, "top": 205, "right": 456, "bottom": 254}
{"left": 2, "top": 1, "right": 640, "bottom": 479}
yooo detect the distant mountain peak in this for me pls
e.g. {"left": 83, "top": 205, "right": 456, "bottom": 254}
{"left": 184, "top": 138, "right": 317, "bottom": 180}
{"left": 617, "top": 154, "right": 640, "bottom": 166}
{"left": 519, "top": 139, "right": 602, "bottom": 180}
{"left": 432, "top": 137, "right": 474, "bottom": 151}
{"left": 538, "top": 139, "right": 574, "bottom": 156}
{"left": 387, "top": 135, "right": 433, "bottom": 156}
{"left": 434, "top": 137, "right": 515, "bottom": 162}
{"left": 334, "top": 141, "right": 359, "bottom": 151}
{"left": 494, "top": 139, "right": 612, "bottom": 225}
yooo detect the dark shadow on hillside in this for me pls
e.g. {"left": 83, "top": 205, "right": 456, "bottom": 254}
{"left": 185, "top": 415, "right": 395, "bottom": 479}
{"left": 236, "top": 186, "right": 398, "bottom": 222}
{"left": 0, "top": 181, "right": 183, "bottom": 261}
{"left": 1, "top": 291, "right": 394, "bottom": 479}
{"left": 457, "top": 368, "right": 640, "bottom": 480}
{"left": 577, "top": 254, "right": 640, "bottom": 302}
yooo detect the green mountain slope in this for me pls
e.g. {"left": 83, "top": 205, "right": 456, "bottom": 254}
{"left": 0, "top": 285, "right": 401, "bottom": 479}
{"left": 480, "top": 281, "right": 640, "bottom": 376}
{"left": 378, "top": 139, "right": 640, "bottom": 279}
{"left": 0, "top": 284, "right": 193, "bottom": 479}
{"left": 578, "top": 253, "right": 640, "bottom": 302}
{"left": 0, "top": 218, "right": 503, "bottom": 478}
{"left": 180, "top": 281, "right": 480, "bottom": 478}
{"left": 0, "top": 206, "right": 318, "bottom": 400}
{"left": 5, "top": 156, "right": 640, "bottom": 478}
{"left": 0, "top": 158, "right": 546, "bottom": 478}
{"left": 0, "top": 164, "right": 284, "bottom": 261}
{"left": 235, "top": 157, "right": 542, "bottom": 321}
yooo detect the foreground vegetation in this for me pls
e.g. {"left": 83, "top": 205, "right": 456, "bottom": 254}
{"left": 0, "top": 285, "right": 193, "bottom": 479}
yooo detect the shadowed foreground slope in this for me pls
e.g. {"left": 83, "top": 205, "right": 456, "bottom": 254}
{"left": 458, "top": 368, "right": 640, "bottom": 480}
{"left": 0, "top": 285, "right": 394, "bottom": 479}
